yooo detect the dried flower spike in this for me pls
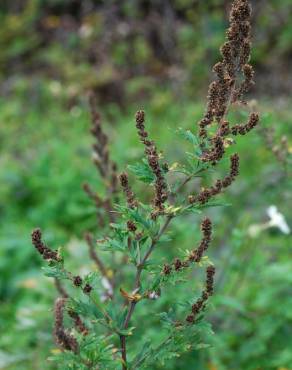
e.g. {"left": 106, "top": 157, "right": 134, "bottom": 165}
{"left": 189, "top": 218, "right": 212, "bottom": 263}
{"left": 119, "top": 172, "right": 138, "bottom": 209}
{"left": 231, "top": 112, "right": 259, "bottom": 136}
{"left": 135, "top": 110, "right": 168, "bottom": 217}
{"left": 198, "top": 0, "right": 259, "bottom": 166}
{"left": 31, "top": 228, "right": 59, "bottom": 261}
{"left": 83, "top": 283, "right": 93, "bottom": 294}
{"left": 54, "top": 298, "right": 78, "bottom": 353}
{"left": 127, "top": 220, "right": 137, "bottom": 233}
{"left": 73, "top": 275, "right": 83, "bottom": 287}
{"left": 68, "top": 309, "right": 88, "bottom": 336}
{"left": 186, "top": 265, "right": 216, "bottom": 324}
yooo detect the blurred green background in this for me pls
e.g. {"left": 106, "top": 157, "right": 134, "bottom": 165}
{"left": 0, "top": 1, "right": 291, "bottom": 369}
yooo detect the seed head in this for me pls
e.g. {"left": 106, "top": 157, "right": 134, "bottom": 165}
{"left": 73, "top": 276, "right": 83, "bottom": 287}
{"left": 31, "top": 228, "right": 59, "bottom": 261}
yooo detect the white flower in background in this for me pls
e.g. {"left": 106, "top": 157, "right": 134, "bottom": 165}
{"left": 248, "top": 205, "right": 290, "bottom": 237}
{"left": 100, "top": 277, "right": 114, "bottom": 302}
{"left": 101, "top": 277, "right": 113, "bottom": 295}
{"left": 148, "top": 291, "right": 159, "bottom": 300}
{"left": 266, "top": 205, "right": 290, "bottom": 234}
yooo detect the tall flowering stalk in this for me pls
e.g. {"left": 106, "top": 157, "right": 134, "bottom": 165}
{"left": 31, "top": 1, "right": 259, "bottom": 368}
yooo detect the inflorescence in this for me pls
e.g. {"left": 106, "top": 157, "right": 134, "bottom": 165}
{"left": 162, "top": 218, "right": 213, "bottom": 275}
{"left": 135, "top": 110, "right": 168, "bottom": 218}
{"left": 54, "top": 298, "right": 79, "bottom": 353}
{"left": 186, "top": 265, "right": 216, "bottom": 324}
{"left": 119, "top": 172, "right": 138, "bottom": 209}
{"left": 31, "top": 228, "right": 59, "bottom": 261}
{"left": 198, "top": 0, "right": 259, "bottom": 165}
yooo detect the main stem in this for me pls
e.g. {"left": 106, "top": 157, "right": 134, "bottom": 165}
{"left": 119, "top": 214, "right": 173, "bottom": 369}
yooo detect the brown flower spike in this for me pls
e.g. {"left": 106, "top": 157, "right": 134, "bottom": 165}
{"left": 54, "top": 298, "right": 79, "bottom": 353}
{"left": 31, "top": 228, "right": 59, "bottom": 261}
{"left": 162, "top": 218, "right": 213, "bottom": 276}
{"left": 186, "top": 265, "right": 216, "bottom": 324}
{"left": 119, "top": 172, "right": 138, "bottom": 209}
{"left": 198, "top": 0, "right": 259, "bottom": 164}
{"left": 135, "top": 110, "right": 168, "bottom": 218}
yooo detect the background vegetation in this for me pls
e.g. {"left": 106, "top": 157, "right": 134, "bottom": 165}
{"left": 0, "top": 1, "right": 291, "bottom": 369}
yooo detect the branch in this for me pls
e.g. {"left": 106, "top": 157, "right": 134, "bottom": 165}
{"left": 119, "top": 214, "right": 173, "bottom": 369}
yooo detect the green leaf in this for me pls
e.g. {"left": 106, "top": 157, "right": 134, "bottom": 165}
{"left": 198, "top": 201, "right": 232, "bottom": 209}
{"left": 127, "top": 208, "right": 152, "bottom": 230}
{"left": 128, "top": 159, "right": 155, "bottom": 184}
{"left": 184, "top": 200, "right": 232, "bottom": 214}
{"left": 42, "top": 264, "right": 69, "bottom": 280}
{"left": 101, "top": 238, "right": 126, "bottom": 252}
{"left": 178, "top": 128, "right": 199, "bottom": 146}
{"left": 183, "top": 206, "right": 202, "bottom": 214}
{"left": 69, "top": 298, "right": 103, "bottom": 320}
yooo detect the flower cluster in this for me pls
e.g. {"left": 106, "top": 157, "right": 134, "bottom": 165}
{"left": 135, "top": 110, "right": 168, "bottom": 218}
{"left": 68, "top": 309, "right": 88, "bottom": 336}
{"left": 186, "top": 265, "right": 216, "bottom": 324}
{"left": 31, "top": 228, "right": 59, "bottom": 261}
{"left": 119, "top": 172, "right": 138, "bottom": 209}
{"left": 127, "top": 220, "right": 137, "bottom": 233}
{"left": 54, "top": 279, "right": 88, "bottom": 335}
{"left": 231, "top": 112, "right": 260, "bottom": 136}
{"left": 54, "top": 298, "right": 79, "bottom": 353}
{"left": 189, "top": 218, "right": 212, "bottom": 263}
{"left": 162, "top": 218, "right": 213, "bottom": 275}
{"left": 198, "top": 0, "right": 259, "bottom": 163}
{"left": 201, "top": 135, "right": 225, "bottom": 164}
{"left": 73, "top": 275, "right": 83, "bottom": 287}
{"left": 72, "top": 275, "right": 93, "bottom": 294}
{"left": 31, "top": 228, "right": 94, "bottom": 297}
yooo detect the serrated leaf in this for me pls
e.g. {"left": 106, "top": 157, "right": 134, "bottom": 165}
{"left": 128, "top": 160, "right": 155, "bottom": 184}
{"left": 127, "top": 208, "right": 152, "bottom": 230}
{"left": 178, "top": 128, "right": 199, "bottom": 146}
{"left": 183, "top": 205, "right": 202, "bottom": 214}
{"left": 69, "top": 298, "right": 103, "bottom": 320}
{"left": 101, "top": 238, "right": 126, "bottom": 252}
{"left": 42, "top": 265, "right": 68, "bottom": 280}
